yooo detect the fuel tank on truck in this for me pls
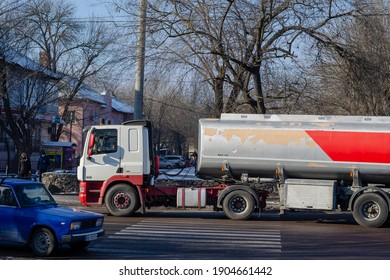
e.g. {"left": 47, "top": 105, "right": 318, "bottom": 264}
{"left": 197, "top": 114, "right": 390, "bottom": 185}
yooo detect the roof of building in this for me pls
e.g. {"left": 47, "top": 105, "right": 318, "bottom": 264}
{"left": 71, "top": 88, "right": 134, "bottom": 113}
{"left": 111, "top": 96, "right": 134, "bottom": 113}
{"left": 42, "top": 141, "right": 77, "bottom": 148}
{"left": 1, "top": 45, "right": 133, "bottom": 114}
{"left": 76, "top": 84, "right": 106, "bottom": 105}
{"left": 2, "top": 48, "right": 59, "bottom": 79}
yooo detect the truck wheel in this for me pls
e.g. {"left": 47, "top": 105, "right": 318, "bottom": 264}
{"left": 105, "top": 184, "right": 140, "bottom": 217}
{"left": 352, "top": 193, "right": 389, "bottom": 228}
{"left": 30, "top": 228, "right": 56, "bottom": 257}
{"left": 222, "top": 190, "right": 255, "bottom": 220}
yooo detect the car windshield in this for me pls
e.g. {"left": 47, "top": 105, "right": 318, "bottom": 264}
{"left": 14, "top": 184, "right": 57, "bottom": 207}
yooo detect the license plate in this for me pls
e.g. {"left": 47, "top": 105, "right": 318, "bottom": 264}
{"left": 85, "top": 233, "right": 97, "bottom": 241}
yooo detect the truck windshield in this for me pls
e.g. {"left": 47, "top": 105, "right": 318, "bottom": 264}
{"left": 91, "top": 129, "right": 118, "bottom": 155}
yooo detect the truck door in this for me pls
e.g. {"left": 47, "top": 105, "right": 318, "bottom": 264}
{"left": 119, "top": 126, "right": 145, "bottom": 176}
{"left": 82, "top": 127, "right": 121, "bottom": 181}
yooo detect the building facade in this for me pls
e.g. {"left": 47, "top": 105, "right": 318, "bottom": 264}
{"left": 58, "top": 87, "right": 134, "bottom": 157}
{"left": 0, "top": 49, "right": 134, "bottom": 172}
{"left": 0, "top": 49, "right": 59, "bottom": 172}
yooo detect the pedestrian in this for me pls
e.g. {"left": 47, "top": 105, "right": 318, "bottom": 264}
{"left": 37, "top": 149, "right": 50, "bottom": 181}
{"left": 18, "top": 152, "right": 31, "bottom": 179}
{"left": 191, "top": 150, "right": 198, "bottom": 169}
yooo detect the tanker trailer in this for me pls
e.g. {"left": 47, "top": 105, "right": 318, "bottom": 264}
{"left": 197, "top": 113, "right": 390, "bottom": 227}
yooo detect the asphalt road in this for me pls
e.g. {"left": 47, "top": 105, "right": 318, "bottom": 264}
{"left": 3, "top": 196, "right": 390, "bottom": 260}
{"left": 4, "top": 193, "right": 389, "bottom": 280}
{"left": 88, "top": 210, "right": 390, "bottom": 260}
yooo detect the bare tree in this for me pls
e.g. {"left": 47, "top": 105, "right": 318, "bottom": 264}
{"left": 140, "top": 73, "right": 208, "bottom": 155}
{"left": 0, "top": 0, "right": 55, "bottom": 159}
{"left": 0, "top": 0, "right": 120, "bottom": 168}
{"left": 145, "top": 0, "right": 355, "bottom": 115}
{"left": 309, "top": 1, "right": 390, "bottom": 116}
{"left": 16, "top": 0, "right": 119, "bottom": 141}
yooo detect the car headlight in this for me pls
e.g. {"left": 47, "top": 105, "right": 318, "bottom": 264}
{"left": 70, "top": 221, "right": 82, "bottom": 230}
{"left": 96, "top": 218, "right": 103, "bottom": 227}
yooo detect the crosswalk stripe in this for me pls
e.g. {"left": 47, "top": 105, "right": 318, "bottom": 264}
{"left": 92, "top": 219, "right": 282, "bottom": 256}
{"left": 116, "top": 228, "right": 280, "bottom": 238}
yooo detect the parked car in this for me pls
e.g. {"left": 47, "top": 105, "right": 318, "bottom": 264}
{"left": 162, "top": 155, "right": 187, "bottom": 168}
{"left": 0, "top": 177, "right": 104, "bottom": 257}
{"left": 159, "top": 157, "right": 179, "bottom": 169}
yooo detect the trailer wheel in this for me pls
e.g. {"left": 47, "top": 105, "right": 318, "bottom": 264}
{"left": 222, "top": 190, "right": 255, "bottom": 220}
{"left": 352, "top": 193, "right": 389, "bottom": 228}
{"left": 105, "top": 184, "right": 140, "bottom": 216}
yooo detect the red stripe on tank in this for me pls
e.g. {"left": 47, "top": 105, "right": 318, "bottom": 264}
{"left": 306, "top": 130, "right": 390, "bottom": 164}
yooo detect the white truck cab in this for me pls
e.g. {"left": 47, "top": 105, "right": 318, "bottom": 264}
{"left": 77, "top": 120, "right": 155, "bottom": 182}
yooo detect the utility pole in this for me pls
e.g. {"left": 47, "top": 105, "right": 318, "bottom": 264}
{"left": 133, "top": 0, "right": 146, "bottom": 120}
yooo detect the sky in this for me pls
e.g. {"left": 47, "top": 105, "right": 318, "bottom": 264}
{"left": 67, "top": 0, "right": 110, "bottom": 18}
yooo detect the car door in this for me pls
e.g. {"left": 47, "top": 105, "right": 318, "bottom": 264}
{"left": 0, "top": 187, "right": 20, "bottom": 244}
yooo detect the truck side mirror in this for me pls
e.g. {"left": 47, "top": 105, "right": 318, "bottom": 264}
{"left": 87, "top": 134, "right": 96, "bottom": 157}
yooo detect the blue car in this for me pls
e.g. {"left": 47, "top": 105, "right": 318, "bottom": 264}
{"left": 0, "top": 177, "right": 104, "bottom": 257}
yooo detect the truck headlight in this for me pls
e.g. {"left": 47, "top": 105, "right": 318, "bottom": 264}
{"left": 70, "top": 221, "right": 82, "bottom": 230}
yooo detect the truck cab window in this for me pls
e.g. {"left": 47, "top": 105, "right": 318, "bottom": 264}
{"left": 91, "top": 129, "right": 118, "bottom": 155}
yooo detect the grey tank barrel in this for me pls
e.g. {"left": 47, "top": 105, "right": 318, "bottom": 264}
{"left": 196, "top": 113, "right": 390, "bottom": 185}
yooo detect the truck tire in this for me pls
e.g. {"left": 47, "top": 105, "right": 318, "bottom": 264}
{"left": 222, "top": 190, "right": 255, "bottom": 220}
{"left": 352, "top": 192, "right": 389, "bottom": 228}
{"left": 30, "top": 228, "right": 56, "bottom": 257}
{"left": 105, "top": 184, "right": 140, "bottom": 216}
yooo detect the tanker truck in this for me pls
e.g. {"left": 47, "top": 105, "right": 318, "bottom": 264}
{"left": 77, "top": 113, "right": 390, "bottom": 227}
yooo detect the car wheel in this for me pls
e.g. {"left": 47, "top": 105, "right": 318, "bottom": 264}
{"left": 30, "top": 228, "right": 56, "bottom": 257}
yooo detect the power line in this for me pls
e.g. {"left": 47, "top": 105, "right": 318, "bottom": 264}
{"left": 71, "top": 16, "right": 135, "bottom": 24}
{"left": 144, "top": 97, "right": 206, "bottom": 115}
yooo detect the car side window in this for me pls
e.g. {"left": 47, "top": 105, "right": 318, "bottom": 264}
{"left": 0, "top": 187, "right": 17, "bottom": 207}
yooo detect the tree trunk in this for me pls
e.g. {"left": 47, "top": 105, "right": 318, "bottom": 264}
{"left": 213, "top": 78, "right": 224, "bottom": 116}
{"left": 252, "top": 70, "right": 266, "bottom": 114}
